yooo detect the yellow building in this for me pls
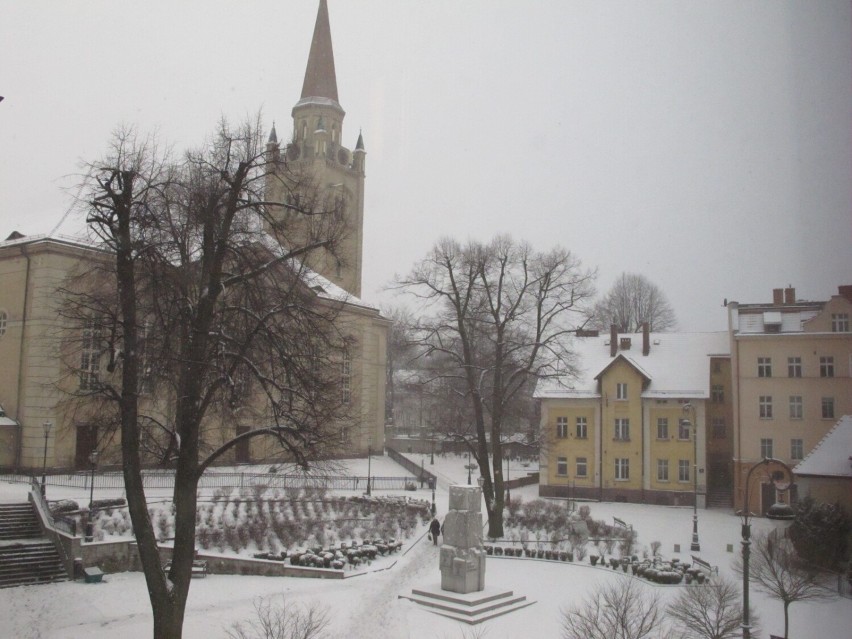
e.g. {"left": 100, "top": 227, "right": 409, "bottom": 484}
{"left": 728, "top": 285, "right": 852, "bottom": 513}
{"left": 536, "top": 325, "right": 730, "bottom": 506}
{"left": 0, "top": 0, "right": 388, "bottom": 472}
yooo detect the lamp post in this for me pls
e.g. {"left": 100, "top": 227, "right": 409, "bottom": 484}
{"left": 467, "top": 450, "right": 472, "bottom": 485}
{"left": 682, "top": 403, "right": 700, "bottom": 551}
{"left": 505, "top": 455, "right": 510, "bottom": 505}
{"left": 739, "top": 457, "right": 795, "bottom": 639}
{"left": 429, "top": 477, "right": 436, "bottom": 515}
{"left": 86, "top": 450, "right": 99, "bottom": 541}
{"left": 40, "top": 421, "right": 52, "bottom": 497}
{"left": 366, "top": 445, "right": 372, "bottom": 496}
{"left": 430, "top": 438, "right": 434, "bottom": 465}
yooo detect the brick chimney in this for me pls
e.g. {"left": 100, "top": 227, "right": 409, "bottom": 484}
{"left": 610, "top": 324, "right": 618, "bottom": 357}
{"left": 784, "top": 287, "right": 796, "bottom": 304}
{"left": 642, "top": 322, "right": 650, "bottom": 356}
{"left": 772, "top": 288, "right": 783, "bottom": 305}
{"left": 839, "top": 285, "right": 852, "bottom": 304}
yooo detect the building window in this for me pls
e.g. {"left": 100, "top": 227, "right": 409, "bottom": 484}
{"left": 556, "top": 417, "right": 568, "bottom": 439}
{"left": 678, "top": 459, "right": 690, "bottom": 482}
{"left": 787, "top": 357, "right": 802, "bottom": 378}
{"left": 678, "top": 418, "right": 691, "bottom": 440}
{"left": 759, "top": 396, "right": 773, "bottom": 419}
{"left": 80, "top": 318, "right": 103, "bottom": 391}
{"left": 791, "top": 438, "right": 804, "bottom": 461}
{"left": 576, "top": 457, "right": 588, "bottom": 478}
{"left": 575, "top": 416, "right": 587, "bottom": 439}
{"left": 0, "top": 310, "right": 7, "bottom": 337}
{"left": 822, "top": 397, "right": 835, "bottom": 419}
{"left": 657, "top": 459, "right": 669, "bottom": 481}
{"left": 832, "top": 313, "right": 850, "bottom": 332}
{"left": 789, "top": 396, "right": 803, "bottom": 420}
{"left": 758, "top": 357, "right": 772, "bottom": 378}
{"left": 615, "top": 458, "right": 629, "bottom": 480}
{"left": 614, "top": 418, "right": 630, "bottom": 441}
{"left": 556, "top": 457, "right": 568, "bottom": 476}
{"left": 711, "top": 385, "right": 724, "bottom": 404}
{"left": 341, "top": 351, "right": 351, "bottom": 405}
{"left": 616, "top": 383, "right": 627, "bottom": 400}
{"left": 656, "top": 417, "right": 668, "bottom": 440}
{"left": 712, "top": 417, "right": 726, "bottom": 439}
{"left": 819, "top": 356, "right": 834, "bottom": 378}
{"left": 760, "top": 438, "right": 773, "bottom": 459}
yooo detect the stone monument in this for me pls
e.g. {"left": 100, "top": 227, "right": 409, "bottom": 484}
{"left": 440, "top": 485, "right": 486, "bottom": 594}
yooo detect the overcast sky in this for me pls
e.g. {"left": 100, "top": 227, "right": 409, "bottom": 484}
{"left": 2, "top": 1, "right": 850, "bottom": 331}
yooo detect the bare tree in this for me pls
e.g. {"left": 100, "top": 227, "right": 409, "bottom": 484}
{"left": 734, "top": 529, "right": 835, "bottom": 639}
{"left": 561, "top": 578, "right": 665, "bottom": 639}
{"left": 394, "top": 236, "right": 595, "bottom": 537}
{"left": 227, "top": 597, "right": 330, "bottom": 639}
{"left": 63, "top": 117, "right": 352, "bottom": 639}
{"left": 668, "top": 577, "right": 756, "bottom": 639}
{"left": 590, "top": 272, "right": 676, "bottom": 332}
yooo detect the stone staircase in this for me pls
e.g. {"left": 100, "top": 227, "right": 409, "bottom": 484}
{"left": 706, "top": 487, "right": 733, "bottom": 510}
{"left": 0, "top": 502, "right": 68, "bottom": 588}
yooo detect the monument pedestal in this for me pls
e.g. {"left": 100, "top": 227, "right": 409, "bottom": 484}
{"left": 401, "top": 583, "right": 534, "bottom": 624}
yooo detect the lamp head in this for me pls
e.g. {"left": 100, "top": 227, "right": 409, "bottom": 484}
{"left": 43, "top": 421, "right": 53, "bottom": 436}
{"left": 89, "top": 450, "right": 99, "bottom": 465}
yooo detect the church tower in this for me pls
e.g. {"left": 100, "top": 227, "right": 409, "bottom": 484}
{"left": 266, "top": 0, "right": 365, "bottom": 298}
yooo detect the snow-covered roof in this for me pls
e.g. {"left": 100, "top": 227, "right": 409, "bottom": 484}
{"left": 534, "top": 331, "right": 730, "bottom": 400}
{"left": 794, "top": 415, "right": 852, "bottom": 478}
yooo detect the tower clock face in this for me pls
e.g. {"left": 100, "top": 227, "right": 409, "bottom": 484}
{"left": 338, "top": 148, "right": 349, "bottom": 166}
{"left": 286, "top": 143, "right": 300, "bottom": 161}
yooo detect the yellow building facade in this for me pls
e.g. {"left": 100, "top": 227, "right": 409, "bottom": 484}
{"left": 537, "top": 327, "right": 728, "bottom": 506}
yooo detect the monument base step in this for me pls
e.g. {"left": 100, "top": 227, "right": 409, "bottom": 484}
{"left": 400, "top": 583, "right": 535, "bottom": 624}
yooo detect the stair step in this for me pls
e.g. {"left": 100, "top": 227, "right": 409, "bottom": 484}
{"left": 0, "top": 502, "right": 68, "bottom": 588}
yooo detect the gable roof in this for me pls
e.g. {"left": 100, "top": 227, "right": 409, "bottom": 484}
{"left": 794, "top": 415, "right": 852, "bottom": 478}
{"left": 535, "top": 331, "right": 730, "bottom": 400}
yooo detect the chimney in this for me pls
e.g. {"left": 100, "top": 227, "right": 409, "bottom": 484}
{"left": 839, "top": 285, "right": 852, "bottom": 304}
{"left": 610, "top": 325, "right": 618, "bottom": 357}
{"left": 772, "top": 288, "right": 783, "bottom": 306}
{"left": 642, "top": 322, "right": 650, "bottom": 356}
{"left": 784, "top": 287, "right": 796, "bottom": 304}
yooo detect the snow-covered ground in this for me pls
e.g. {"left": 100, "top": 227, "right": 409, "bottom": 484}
{"left": 1, "top": 454, "right": 850, "bottom": 639}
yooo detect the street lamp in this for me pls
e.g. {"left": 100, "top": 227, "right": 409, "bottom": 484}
{"left": 505, "top": 455, "right": 511, "bottom": 505}
{"left": 86, "top": 450, "right": 99, "bottom": 541}
{"left": 429, "top": 477, "right": 436, "bottom": 515}
{"left": 467, "top": 450, "right": 472, "bottom": 485}
{"left": 430, "top": 438, "right": 435, "bottom": 465}
{"left": 739, "top": 457, "right": 795, "bottom": 639}
{"left": 41, "top": 421, "right": 52, "bottom": 497}
{"left": 682, "top": 403, "right": 700, "bottom": 551}
{"left": 366, "top": 445, "right": 372, "bottom": 496}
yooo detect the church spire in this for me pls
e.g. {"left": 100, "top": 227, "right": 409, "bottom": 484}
{"left": 300, "top": 0, "right": 339, "bottom": 104}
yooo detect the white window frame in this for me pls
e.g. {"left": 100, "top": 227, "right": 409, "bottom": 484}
{"left": 656, "top": 459, "right": 669, "bottom": 481}
{"left": 789, "top": 396, "right": 803, "bottom": 420}
{"left": 822, "top": 397, "right": 835, "bottom": 419}
{"left": 788, "top": 356, "right": 802, "bottom": 378}
{"left": 556, "top": 456, "right": 568, "bottom": 476}
{"left": 831, "top": 313, "right": 850, "bottom": 332}
{"left": 678, "top": 459, "right": 690, "bottom": 482}
{"left": 790, "top": 438, "right": 804, "bottom": 461}
{"left": 760, "top": 438, "right": 773, "bottom": 459}
{"left": 341, "top": 350, "right": 352, "bottom": 405}
{"left": 759, "top": 396, "right": 773, "bottom": 419}
{"left": 616, "top": 382, "right": 628, "bottom": 400}
{"left": 614, "top": 418, "right": 630, "bottom": 441}
{"left": 576, "top": 457, "right": 588, "bottom": 478}
{"left": 615, "top": 458, "right": 629, "bottom": 480}
{"left": 575, "top": 416, "right": 587, "bottom": 439}
{"left": 556, "top": 416, "right": 568, "bottom": 439}
{"left": 820, "top": 356, "right": 834, "bottom": 378}
{"left": 656, "top": 418, "right": 668, "bottom": 440}
{"left": 758, "top": 357, "right": 772, "bottom": 378}
{"left": 80, "top": 318, "right": 103, "bottom": 391}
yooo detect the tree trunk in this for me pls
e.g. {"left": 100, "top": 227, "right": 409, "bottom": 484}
{"left": 783, "top": 600, "right": 790, "bottom": 639}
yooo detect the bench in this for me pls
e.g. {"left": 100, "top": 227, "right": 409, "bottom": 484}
{"left": 163, "top": 559, "right": 208, "bottom": 578}
{"left": 691, "top": 555, "right": 718, "bottom": 576}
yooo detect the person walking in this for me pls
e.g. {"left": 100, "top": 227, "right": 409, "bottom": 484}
{"left": 429, "top": 517, "right": 441, "bottom": 545}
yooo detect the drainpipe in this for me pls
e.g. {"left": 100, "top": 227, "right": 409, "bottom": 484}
{"left": 14, "top": 244, "right": 33, "bottom": 472}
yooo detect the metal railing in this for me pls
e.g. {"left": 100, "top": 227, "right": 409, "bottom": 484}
{"left": 2, "top": 471, "right": 417, "bottom": 493}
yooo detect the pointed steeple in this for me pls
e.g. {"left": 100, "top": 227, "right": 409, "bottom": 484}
{"left": 355, "top": 129, "right": 365, "bottom": 151}
{"left": 301, "top": 0, "right": 339, "bottom": 104}
{"left": 267, "top": 122, "right": 278, "bottom": 144}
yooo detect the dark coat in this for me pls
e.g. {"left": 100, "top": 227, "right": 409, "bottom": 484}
{"left": 429, "top": 518, "right": 441, "bottom": 536}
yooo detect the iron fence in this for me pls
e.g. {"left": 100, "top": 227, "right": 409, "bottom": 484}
{"left": 1, "top": 471, "right": 417, "bottom": 493}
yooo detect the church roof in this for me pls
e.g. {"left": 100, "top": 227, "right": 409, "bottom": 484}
{"left": 300, "top": 0, "right": 339, "bottom": 104}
